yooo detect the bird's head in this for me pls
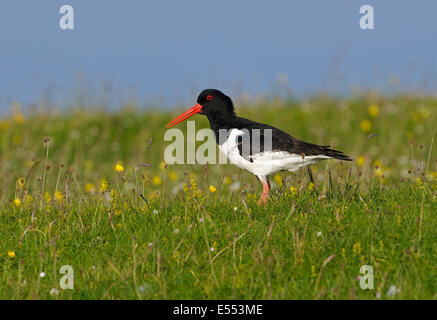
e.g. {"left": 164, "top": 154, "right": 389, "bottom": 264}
{"left": 166, "top": 89, "right": 235, "bottom": 128}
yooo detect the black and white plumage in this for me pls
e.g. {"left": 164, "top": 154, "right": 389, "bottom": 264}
{"left": 167, "top": 89, "right": 352, "bottom": 204}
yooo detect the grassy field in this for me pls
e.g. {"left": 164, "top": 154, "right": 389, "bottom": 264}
{"left": 0, "top": 94, "right": 436, "bottom": 299}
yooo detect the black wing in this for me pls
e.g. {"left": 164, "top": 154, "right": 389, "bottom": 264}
{"left": 233, "top": 117, "right": 352, "bottom": 161}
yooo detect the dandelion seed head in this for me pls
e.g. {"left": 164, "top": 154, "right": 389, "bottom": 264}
{"left": 387, "top": 285, "right": 400, "bottom": 297}
{"left": 50, "top": 288, "right": 59, "bottom": 296}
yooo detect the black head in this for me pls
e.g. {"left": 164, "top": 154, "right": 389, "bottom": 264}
{"left": 166, "top": 89, "right": 236, "bottom": 128}
{"left": 197, "top": 89, "right": 236, "bottom": 118}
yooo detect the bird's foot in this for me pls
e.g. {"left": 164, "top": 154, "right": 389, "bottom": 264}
{"left": 257, "top": 180, "right": 270, "bottom": 206}
{"left": 257, "top": 194, "right": 269, "bottom": 205}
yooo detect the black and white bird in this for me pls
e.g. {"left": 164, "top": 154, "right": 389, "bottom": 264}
{"left": 166, "top": 89, "right": 352, "bottom": 204}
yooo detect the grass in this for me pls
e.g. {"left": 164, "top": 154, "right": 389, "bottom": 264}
{"left": 0, "top": 94, "right": 436, "bottom": 299}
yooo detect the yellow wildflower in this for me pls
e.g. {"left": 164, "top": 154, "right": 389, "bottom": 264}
{"left": 209, "top": 185, "right": 217, "bottom": 192}
{"left": 290, "top": 186, "right": 297, "bottom": 196}
{"left": 273, "top": 174, "right": 283, "bottom": 186}
{"left": 307, "top": 182, "right": 314, "bottom": 192}
{"left": 189, "top": 173, "right": 197, "bottom": 181}
{"left": 416, "top": 177, "right": 424, "bottom": 190}
{"left": 99, "top": 179, "right": 109, "bottom": 192}
{"left": 153, "top": 176, "right": 162, "bottom": 186}
{"left": 44, "top": 192, "right": 51, "bottom": 203}
{"left": 0, "top": 121, "right": 9, "bottom": 131}
{"left": 149, "top": 191, "right": 160, "bottom": 201}
{"left": 357, "top": 156, "right": 365, "bottom": 167}
{"left": 115, "top": 163, "right": 124, "bottom": 172}
{"left": 352, "top": 242, "right": 361, "bottom": 256}
{"left": 223, "top": 176, "right": 232, "bottom": 185}
{"left": 16, "top": 177, "right": 25, "bottom": 188}
{"left": 168, "top": 171, "right": 179, "bottom": 181}
{"left": 85, "top": 183, "right": 95, "bottom": 193}
{"left": 13, "top": 198, "right": 21, "bottom": 207}
{"left": 54, "top": 190, "right": 63, "bottom": 202}
{"left": 110, "top": 189, "right": 117, "bottom": 202}
{"left": 375, "top": 167, "right": 384, "bottom": 177}
{"left": 373, "top": 160, "right": 385, "bottom": 177}
{"left": 379, "top": 240, "right": 384, "bottom": 250}
{"left": 12, "top": 134, "right": 22, "bottom": 145}
{"left": 368, "top": 104, "right": 380, "bottom": 117}
{"left": 159, "top": 161, "right": 167, "bottom": 171}
{"left": 311, "top": 265, "right": 317, "bottom": 278}
{"left": 25, "top": 194, "right": 33, "bottom": 205}
{"left": 8, "top": 251, "right": 16, "bottom": 258}
{"left": 427, "top": 171, "right": 437, "bottom": 181}
{"left": 13, "top": 113, "right": 25, "bottom": 124}
{"left": 11, "top": 102, "right": 25, "bottom": 124}
{"left": 360, "top": 119, "right": 371, "bottom": 132}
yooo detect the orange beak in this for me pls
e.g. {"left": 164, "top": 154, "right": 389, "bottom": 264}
{"left": 166, "top": 103, "right": 203, "bottom": 128}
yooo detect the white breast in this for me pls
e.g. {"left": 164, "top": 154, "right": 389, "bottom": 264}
{"left": 218, "top": 129, "right": 330, "bottom": 178}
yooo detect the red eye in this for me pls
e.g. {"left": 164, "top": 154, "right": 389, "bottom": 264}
{"left": 206, "top": 95, "right": 213, "bottom": 101}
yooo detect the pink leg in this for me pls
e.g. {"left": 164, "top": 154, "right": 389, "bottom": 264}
{"left": 258, "top": 180, "right": 270, "bottom": 205}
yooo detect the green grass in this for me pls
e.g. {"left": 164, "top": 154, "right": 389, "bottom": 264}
{"left": 0, "top": 95, "right": 436, "bottom": 299}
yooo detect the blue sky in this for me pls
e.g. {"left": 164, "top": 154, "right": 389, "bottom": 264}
{"left": 0, "top": 0, "right": 436, "bottom": 108}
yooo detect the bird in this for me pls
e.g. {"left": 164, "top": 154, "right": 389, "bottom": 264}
{"left": 166, "top": 89, "right": 352, "bottom": 205}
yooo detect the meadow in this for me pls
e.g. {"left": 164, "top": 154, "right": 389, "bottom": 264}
{"left": 0, "top": 93, "right": 436, "bottom": 299}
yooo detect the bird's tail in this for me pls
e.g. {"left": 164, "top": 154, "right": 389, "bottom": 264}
{"left": 320, "top": 146, "right": 352, "bottom": 161}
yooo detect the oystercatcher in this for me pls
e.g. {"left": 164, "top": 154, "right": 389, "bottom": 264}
{"left": 166, "top": 89, "right": 352, "bottom": 204}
